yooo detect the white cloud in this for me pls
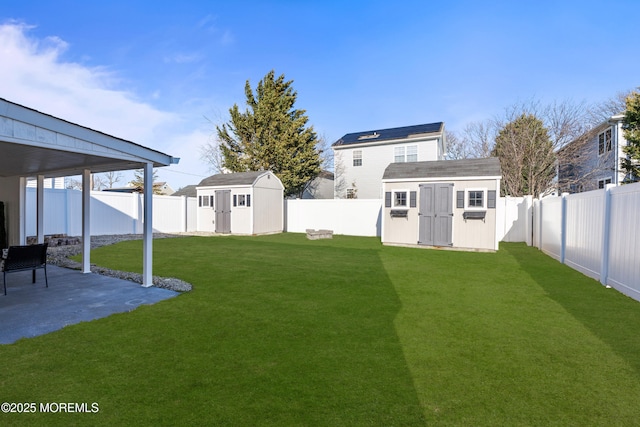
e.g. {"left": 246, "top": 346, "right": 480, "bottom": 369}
{"left": 0, "top": 22, "right": 177, "bottom": 146}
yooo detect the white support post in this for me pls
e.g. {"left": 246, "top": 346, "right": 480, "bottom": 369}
{"left": 142, "top": 163, "right": 153, "bottom": 287}
{"left": 18, "top": 177, "right": 26, "bottom": 245}
{"left": 36, "top": 175, "right": 45, "bottom": 244}
{"left": 82, "top": 169, "right": 91, "bottom": 274}
{"left": 600, "top": 184, "right": 613, "bottom": 286}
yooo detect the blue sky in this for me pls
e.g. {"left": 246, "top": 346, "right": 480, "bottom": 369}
{"left": 1, "top": 0, "right": 638, "bottom": 189}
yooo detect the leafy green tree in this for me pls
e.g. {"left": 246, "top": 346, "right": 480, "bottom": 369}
{"left": 493, "top": 113, "right": 555, "bottom": 198}
{"left": 215, "top": 70, "right": 321, "bottom": 197}
{"left": 621, "top": 89, "right": 640, "bottom": 183}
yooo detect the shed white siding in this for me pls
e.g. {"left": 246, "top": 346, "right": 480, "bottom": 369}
{"left": 381, "top": 158, "right": 502, "bottom": 251}
{"left": 195, "top": 171, "right": 283, "bottom": 235}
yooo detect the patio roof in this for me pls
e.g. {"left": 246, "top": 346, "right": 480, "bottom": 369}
{"left": 0, "top": 97, "right": 178, "bottom": 178}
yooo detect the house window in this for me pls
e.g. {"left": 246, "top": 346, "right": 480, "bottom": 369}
{"left": 394, "top": 146, "right": 405, "bottom": 163}
{"left": 394, "top": 145, "right": 418, "bottom": 162}
{"left": 406, "top": 145, "right": 418, "bottom": 162}
{"left": 599, "top": 128, "right": 612, "bottom": 155}
{"left": 353, "top": 150, "right": 362, "bottom": 167}
{"left": 394, "top": 191, "right": 407, "bottom": 207}
{"left": 598, "top": 178, "right": 612, "bottom": 189}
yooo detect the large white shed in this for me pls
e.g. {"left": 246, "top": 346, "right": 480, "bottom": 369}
{"left": 381, "top": 158, "right": 502, "bottom": 251}
{"left": 196, "top": 171, "right": 284, "bottom": 235}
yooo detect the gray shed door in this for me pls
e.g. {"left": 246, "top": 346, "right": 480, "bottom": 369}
{"left": 418, "top": 183, "right": 453, "bottom": 246}
{"left": 215, "top": 190, "right": 231, "bottom": 234}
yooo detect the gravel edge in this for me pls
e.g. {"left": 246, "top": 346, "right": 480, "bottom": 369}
{"left": 46, "top": 233, "right": 199, "bottom": 292}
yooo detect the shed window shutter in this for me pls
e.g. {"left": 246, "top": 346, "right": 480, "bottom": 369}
{"left": 233, "top": 195, "right": 237, "bottom": 207}
{"left": 385, "top": 192, "right": 391, "bottom": 208}
{"left": 210, "top": 195, "right": 214, "bottom": 207}
{"left": 456, "top": 191, "right": 464, "bottom": 208}
{"left": 488, "top": 190, "right": 496, "bottom": 209}
{"left": 246, "top": 194, "right": 251, "bottom": 207}
{"left": 198, "top": 196, "right": 202, "bottom": 207}
{"left": 409, "top": 191, "right": 417, "bottom": 208}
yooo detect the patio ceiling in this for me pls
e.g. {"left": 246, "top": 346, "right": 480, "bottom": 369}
{"left": 0, "top": 140, "right": 152, "bottom": 178}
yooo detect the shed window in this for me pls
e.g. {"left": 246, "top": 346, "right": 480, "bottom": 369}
{"left": 233, "top": 194, "right": 251, "bottom": 207}
{"left": 468, "top": 191, "right": 484, "bottom": 208}
{"left": 199, "top": 195, "right": 213, "bottom": 207}
{"left": 394, "top": 191, "right": 407, "bottom": 207}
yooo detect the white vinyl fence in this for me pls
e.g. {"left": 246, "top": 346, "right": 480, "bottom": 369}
{"left": 25, "top": 188, "right": 196, "bottom": 236}
{"left": 533, "top": 183, "right": 640, "bottom": 301}
{"left": 285, "top": 199, "right": 382, "bottom": 237}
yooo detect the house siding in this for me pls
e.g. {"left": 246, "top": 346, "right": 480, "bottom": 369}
{"left": 334, "top": 136, "right": 443, "bottom": 199}
{"left": 558, "top": 117, "right": 628, "bottom": 193}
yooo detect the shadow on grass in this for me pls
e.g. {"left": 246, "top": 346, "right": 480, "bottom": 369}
{"left": 506, "top": 242, "right": 640, "bottom": 376}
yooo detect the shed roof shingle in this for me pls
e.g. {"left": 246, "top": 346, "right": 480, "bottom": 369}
{"left": 383, "top": 158, "right": 502, "bottom": 180}
{"left": 332, "top": 122, "right": 443, "bottom": 147}
{"left": 197, "top": 171, "right": 267, "bottom": 187}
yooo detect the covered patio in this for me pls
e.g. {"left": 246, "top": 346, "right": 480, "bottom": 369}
{"left": 0, "top": 97, "right": 179, "bottom": 286}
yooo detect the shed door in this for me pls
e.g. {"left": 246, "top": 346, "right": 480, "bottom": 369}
{"left": 419, "top": 183, "right": 453, "bottom": 246}
{"left": 215, "top": 190, "right": 231, "bottom": 234}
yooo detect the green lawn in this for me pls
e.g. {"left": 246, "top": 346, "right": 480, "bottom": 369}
{"left": 2, "top": 234, "right": 640, "bottom": 426}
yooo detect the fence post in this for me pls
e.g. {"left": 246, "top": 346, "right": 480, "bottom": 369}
{"left": 600, "top": 184, "right": 613, "bottom": 286}
{"left": 524, "top": 196, "right": 533, "bottom": 246}
{"left": 560, "top": 193, "right": 568, "bottom": 264}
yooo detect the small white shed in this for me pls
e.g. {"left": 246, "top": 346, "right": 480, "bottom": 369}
{"left": 196, "top": 171, "right": 284, "bottom": 235}
{"left": 381, "top": 158, "right": 502, "bottom": 251}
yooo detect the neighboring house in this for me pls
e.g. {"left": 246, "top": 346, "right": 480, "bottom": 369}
{"left": 300, "top": 170, "right": 334, "bottom": 199}
{"left": 332, "top": 122, "right": 446, "bottom": 199}
{"left": 557, "top": 114, "right": 629, "bottom": 193}
{"left": 196, "top": 171, "right": 284, "bottom": 235}
{"left": 103, "top": 181, "right": 175, "bottom": 195}
{"left": 171, "top": 185, "right": 197, "bottom": 198}
{"left": 381, "top": 158, "right": 502, "bottom": 251}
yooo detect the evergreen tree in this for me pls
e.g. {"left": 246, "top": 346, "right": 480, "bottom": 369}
{"left": 493, "top": 113, "right": 555, "bottom": 198}
{"left": 621, "top": 89, "right": 640, "bottom": 183}
{"left": 216, "top": 70, "right": 321, "bottom": 197}
{"left": 131, "top": 168, "right": 163, "bottom": 195}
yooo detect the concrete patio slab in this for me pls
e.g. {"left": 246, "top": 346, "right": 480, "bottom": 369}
{"left": 0, "top": 265, "right": 179, "bottom": 344}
